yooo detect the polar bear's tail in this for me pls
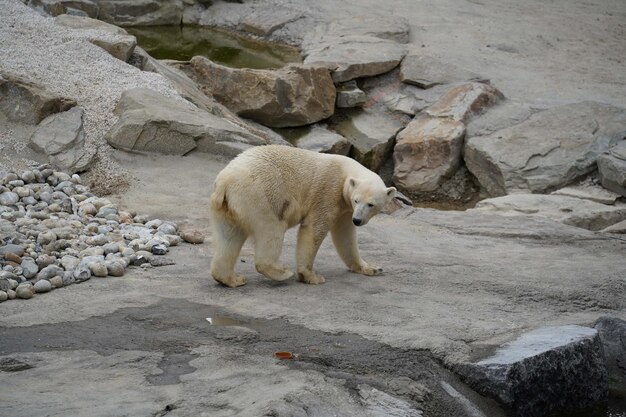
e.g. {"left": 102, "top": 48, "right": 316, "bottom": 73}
{"left": 210, "top": 179, "right": 229, "bottom": 213}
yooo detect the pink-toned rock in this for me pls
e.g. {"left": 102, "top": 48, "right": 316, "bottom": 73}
{"left": 393, "top": 116, "right": 466, "bottom": 193}
{"left": 180, "top": 230, "right": 204, "bottom": 244}
{"left": 426, "top": 82, "right": 503, "bottom": 122}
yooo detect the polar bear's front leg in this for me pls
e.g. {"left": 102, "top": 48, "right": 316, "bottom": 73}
{"left": 331, "top": 212, "right": 383, "bottom": 276}
{"left": 253, "top": 222, "right": 294, "bottom": 282}
{"left": 296, "top": 220, "right": 329, "bottom": 285}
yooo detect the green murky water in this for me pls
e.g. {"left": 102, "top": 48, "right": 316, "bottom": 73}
{"left": 125, "top": 25, "right": 301, "bottom": 69}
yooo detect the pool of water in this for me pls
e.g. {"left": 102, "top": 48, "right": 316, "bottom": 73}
{"left": 125, "top": 25, "right": 302, "bottom": 69}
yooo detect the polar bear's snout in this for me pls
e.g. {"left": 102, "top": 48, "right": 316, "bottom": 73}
{"left": 352, "top": 217, "right": 363, "bottom": 226}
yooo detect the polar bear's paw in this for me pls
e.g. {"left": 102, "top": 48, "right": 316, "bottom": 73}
{"left": 297, "top": 269, "right": 326, "bottom": 285}
{"left": 214, "top": 274, "right": 247, "bottom": 288}
{"left": 257, "top": 264, "right": 294, "bottom": 282}
{"left": 351, "top": 263, "right": 383, "bottom": 276}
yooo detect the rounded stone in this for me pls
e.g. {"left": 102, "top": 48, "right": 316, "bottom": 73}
{"left": 36, "top": 254, "right": 56, "bottom": 269}
{"left": 79, "top": 203, "right": 97, "bottom": 217}
{"left": 21, "top": 171, "right": 36, "bottom": 183}
{"left": 7, "top": 289, "right": 16, "bottom": 299}
{"left": 0, "top": 290, "right": 7, "bottom": 302}
{"left": 37, "top": 231, "right": 57, "bottom": 245}
{"left": 16, "top": 284, "right": 35, "bottom": 299}
{"left": 103, "top": 242, "right": 120, "bottom": 255}
{"left": 180, "top": 230, "right": 205, "bottom": 244}
{"left": 0, "top": 192, "right": 19, "bottom": 205}
{"left": 157, "top": 223, "right": 177, "bottom": 235}
{"left": 49, "top": 275, "right": 63, "bottom": 288}
{"left": 151, "top": 244, "right": 168, "bottom": 255}
{"left": 105, "top": 261, "right": 125, "bottom": 277}
{"left": 34, "top": 279, "right": 52, "bottom": 293}
{"left": 36, "top": 265, "right": 64, "bottom": 280}
{"left": 145, "top": 219, "right": 163, "bottom": 229}
{"left": 5, "top": 252, "right": 22, "bottom": 264}
{"left": 73, "top": 265, "right": 91, "bottom": 282}
{"left": 20, "top": 258, "right": 39, "bottom": 279}
{"left": 89, "top": 261, "right": 108, "bottom": 277}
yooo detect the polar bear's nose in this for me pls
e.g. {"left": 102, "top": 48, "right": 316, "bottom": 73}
{"left": 352, "top": 218, "right": 362, "bottom": 226}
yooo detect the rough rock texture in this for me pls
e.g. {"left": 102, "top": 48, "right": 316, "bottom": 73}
{"left": 105, "top": 88, "right": 267, "bottom": 157}
{"left": 455, "top": 326, "right": 608, "bottom": 417}
{"left": 466, "top": 102, "right": 626, "bottom": 196}
{"left": 191, "top": 56, "right": 336, "bottom": 128}
{"left": 465, "top": 101, "right": 534, "bottom": 138}
{"left": 400, "top": 55, "right": 485, "bottom": 89}
{"left": 426, "top": 82, "right": 504, "bottom": 122}
{"left": 598, "top": 140, "right": 626, "bottom": 196}
{"left": 471, "top": 194, "right": 626, "bottom": 231}
{"left": 96, "top": 0, "right": 184, "bottom": 26}
{"left": 551, "top": 182, "right": 620, "bottom": 205}
{"left": 601, "top": 219, "right": 626, "bottom": 234}
{"left": 54, "top": 14, "right": 137, "bottom": 61}
{"left": 594, "top": 317, "right": 626, "bottom": 390}
{"left": 333, "top": 109, "right": 407, "bottom": 172}
{"left": 336, "top": 82, "right": 367, "bottom": 108}
{"left": 238, "top": 7, "right": 303, "bottom": 37}
{"left": 304, "top": 35, "right": 407, "bottom": 83}
{"left": 393, "top": 116, "right": 466, "bottom": 193}
{"left": 292, "top": 125, "right": 351, "bottom": 155}
{"left": 0, "top": 71, "right": 76, "bottom": 125}
{"left": 27, "top": 0, "right": 99, "bottom": 18}
{"left": 29, "top": 107, "right": 95, "bottom": 173}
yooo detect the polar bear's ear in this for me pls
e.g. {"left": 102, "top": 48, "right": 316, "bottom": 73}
{"left": 386, "top": 187, "right": 397, "bottom": 197}
{"left": 349, "top": 178, "right": 358, "bottom": 189}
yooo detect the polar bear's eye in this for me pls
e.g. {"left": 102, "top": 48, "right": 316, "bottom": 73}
{"left": 367, "top": 203, "right": 374, "bottom": 208}
{"left": 354, "top": 199, "right": 359, "bottom": 203}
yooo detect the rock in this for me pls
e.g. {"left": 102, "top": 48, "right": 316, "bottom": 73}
{"left": 89, "top": 261, "right": 108, "bottom": 277}
{"left": 62, "top": 271, "right": 76, "bottom": 286}
{"left": 49, "top": 275, "right": 63, "bottom": 288}
{"left": 34, "top": 279, "right": 53, "bottom": 293}
{"left": 54, "top": 15, "right": 137, "bottom": 61}
{"left": 336, "top": 81, "right": 367, "bottom": 108}
{"left": 393, "top": 116, "right": 466, "bottom": 193}
{"left": 0, "top": 290, "right": 7, "bottom": 302}
{"left": 239, "top": 8, "right": 302, "bottom": 36}
{"left": 105, "top": 260, "right": 125, "bottom": 276}
{"left": 16, "top": 283, "right": 35, "bottom": 299}
{"left": 292, "top": 125, "right": 351, "bottom": 156}
{"left": 180, "top": 229, "right": 204, "bottom": 244}
{"left": 145, "top": 219, "right": 162, "bottom": 229}
{"left": 149, "top": 257, "right": 175, "bottom": 267}
{"left": 400, "top": 55, "right": 486, "bottom": 88}
{"left": 156, "top": 223, "right": 177, "bottom": 235}
{"left": 333, "top": 109, "right": 406, "bottom": 171}
{"left": 28, "top": 0, "right": 99, "bottom": 18}
{"left": 37, "top": 231, "right": 57, "bottom": 245}
{"left": 105, "top": 88, "right": 266, "bottom": 157}
{"left": 7, "top": 289, "right": 16, "bottom": 300}
{"left": 0, "top": 71, "right": 76, "bottom": 124}
{"left": 304, "top": 35, "right": 407, "bottom": 83}
{"left": 465, "top": 101, "right": 534, "bottom": 137}
{"left": 20, "top": 258, "right": 39, "bottom": 279}
{"left": 103, "top": 242, "right": 120, "bottom": 255}
{"left": 322, "top": 15, "right": 411, "bottom": 44}
{"left": 36, "top": 254, "right": 56, "bottom": 269}
{"left": 5, "top": 252, "right": 22, "bottom": 264}
{"left": 358, "top": 385, "right": 423, "bottom": 417}
{"left": 0, "top": 192, "right": 19, "bottom": 206}
{"left": 0, "top": 278, "right": 9, "bottom": 292}
{"left": 600, "top": 219, "right": 626, "bottom": 234}
{"left": 471, "top": 194, "right": 626, "bottom": 231}
{"left": 73, "top": 264, "right": 91, "bottom": 282}
{"left": 36, "top": 265, "right": 64, "bottom": 281}
{"left": 454, "top": 325, "right": 607, "bottom": 417}
{"left": 151, "top": 244, "right": 168, "bottom": 255}
{"left": 598, "top": 141, "right": 626, "bottom": 196}
{"left": 551, "top": 183, "right": 621, "bottom": 205}
{"left": 0, "top": 244, "right": 25, "bottom": 257}
{"left": 97, "top": 0, "right": 183, "bottom": 26}
{"left": 426, "top": 82, "right": 503, "bottom": 122}
{"left": 191, "top": 57, "right": 336, "bottom": 128}
{"left": 465, "top": 102, "right": 626, "bottom": 196}
{"left": 594, "top": 317, "right": 626, "bottom": 389}
{"left": 29, "top": 107, "right": 94, "bottom": 174}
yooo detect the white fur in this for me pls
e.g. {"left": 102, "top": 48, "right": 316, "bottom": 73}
{"left": 209, "top": 145, "right": 397, "bottom": 287}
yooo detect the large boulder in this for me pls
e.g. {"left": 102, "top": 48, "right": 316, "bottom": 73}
{"left": 27, "top": 0, "right": 99, "bottom": 18}
{"left": 96, "top": 0, "right": 184, "bottom": 26}
{"left": 304, "top": 35, "right": 407, "bottom": 83}
{"left": 190, "top": 56, "right": 336, "bottom": 128}
{"left": 425, "top": 82, "right": 503, "bottom": 122}
{"left": 54, "top": 14, "right": 137, "bottom": 61}
{"left": 465, "top": 102, "right": 626, "bottom": 196}
{"left": 470, "top": 194, "right": 626, "bottom": 231}
{"left": 598, "top": 140, "right": 626, "bottom": 196}
{"left": 29, "top": 107, "right": 95, "bottom": 173}
{"left": 400, "top": 55, "right": 486, "bottom": 89}
{"left": 0, "top": 72, "right": 76, "bottom": 125}
{"left": 238, "top": 8, "right": 303, "bottom": 37}
{"left": 393, "top": 116, "right": 466, "bottom": 193}
{"left": 455, "top": 325, "right": 608, "bottom": 417}
{"left": 292, "top": 125, "right": 350, "bottom": 155}
{"left": 333, "top": 109, "right": 406, "bottom": 172}
{"left": 105, "top": 88, "right": 269, "bottom": 157}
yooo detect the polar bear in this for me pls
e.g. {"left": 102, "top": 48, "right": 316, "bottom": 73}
{"left": 209, "top": 145, "right": 402, "bottom": 287}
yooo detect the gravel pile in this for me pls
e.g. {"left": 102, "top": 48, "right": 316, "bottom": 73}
{"left": 0, "top": 0, "right": 183, "bottom": 193}
{"left": 0, "top": 166, "right": 203, "bottom": 302}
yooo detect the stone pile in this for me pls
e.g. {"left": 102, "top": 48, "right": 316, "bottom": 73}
{"left": 0, "top": 165, "right": 202, "bottom": 302}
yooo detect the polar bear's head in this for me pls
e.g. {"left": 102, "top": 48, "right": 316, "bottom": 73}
{"left": 346, "top": 177, "right": 398, "bottom": 226}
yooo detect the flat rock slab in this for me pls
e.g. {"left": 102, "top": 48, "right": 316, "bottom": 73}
{"left": 96, "top": 0, "right": 183, "bottom": 26}
{"left": 323, "top": 16, "right": 411, "bottom": 44}
{"left": 191, "top": 57, "right": 336, "bottom": 128}
{"left": 393, "top": 115, "right": 466, "bottom": 193}
{"left": 471, "top": 193, "right": 626, "bottom": 231}
{"left": 426, "top": 82, "right": 503, "bottom": 122}
{"left": 105, "top": 88, "right": 266, "bottom": 157}
{"left": 455, "top": 325, "right": 608, "bottom": 417}
{"left": 239, "top": 8, "right": 303, "bottom": 36}
{"left": 292, "top": 125, "right": 351, "bottom": 155}
{"left": 551, "top": 183, "right": 621, "bottom": 205}
{"left": 304, "top": 35, "right": 407, "bottom": 83}
{"left": 465, "top": 101, "right": 626, "bottom": 196}
{"left": 400, "top": 55, "right": 486, "bottom": 89}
